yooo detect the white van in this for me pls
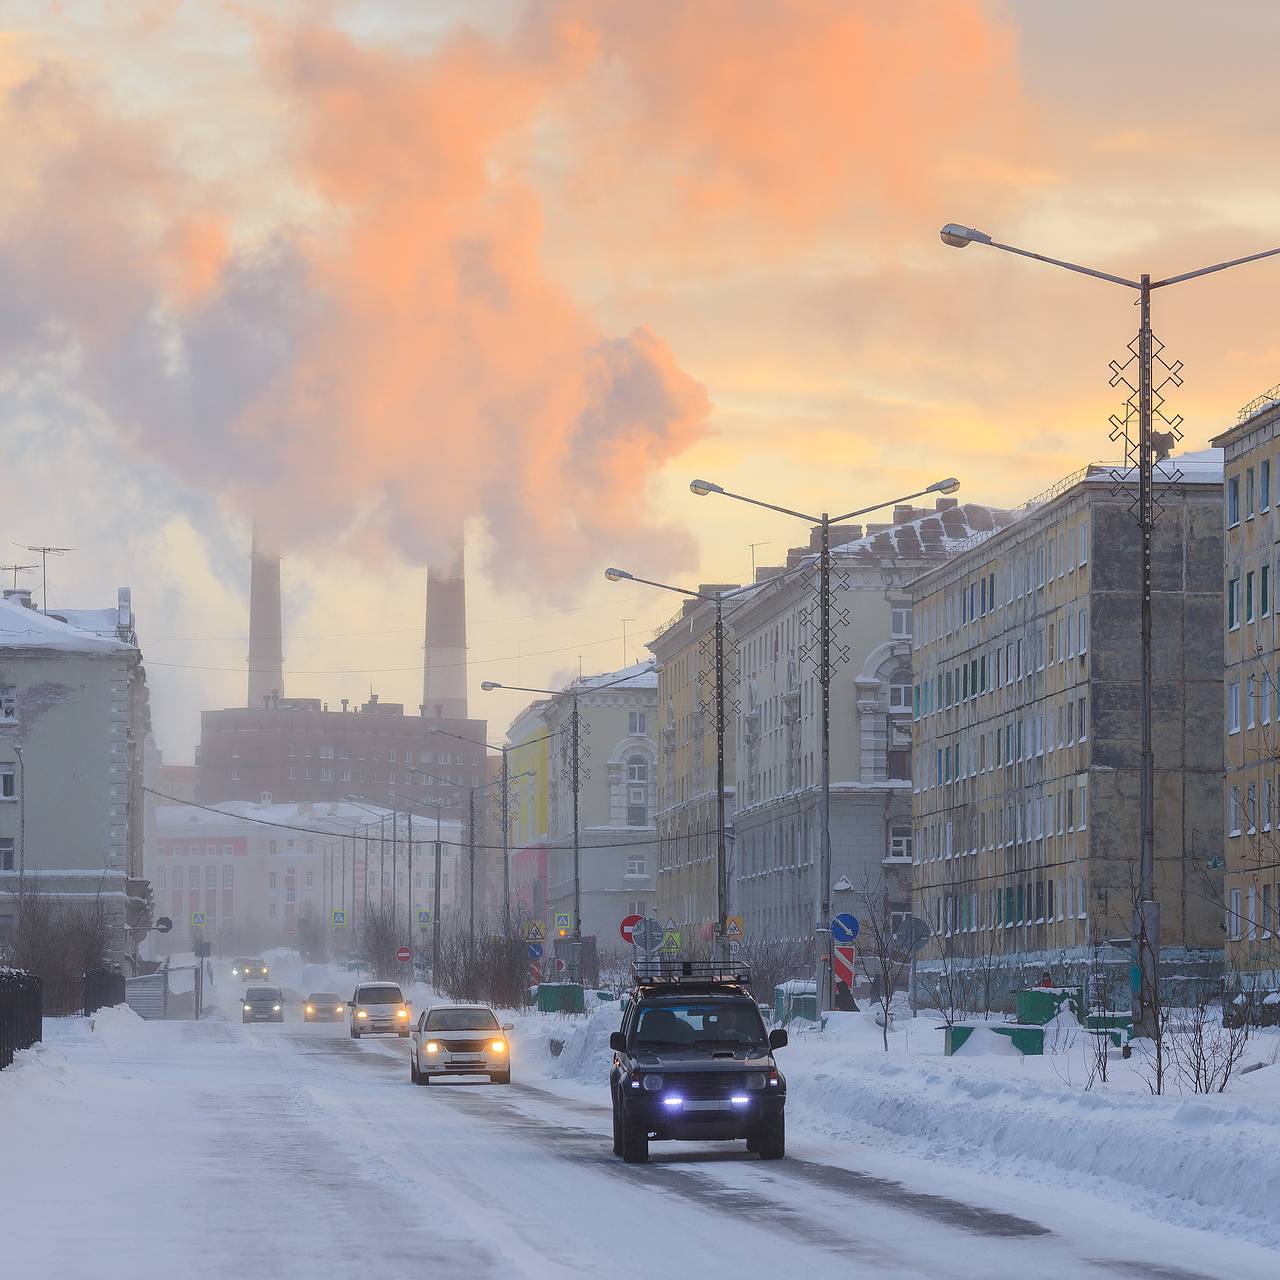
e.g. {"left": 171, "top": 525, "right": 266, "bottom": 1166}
{"left": 348, "top": 982, "right": 411, "bottom": 1038}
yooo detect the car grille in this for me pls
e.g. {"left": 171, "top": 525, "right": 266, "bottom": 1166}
{"left": 658, "top": 1072, "right": 744, "bottom": 1099}
{"left": 442, "top": 1038, "right": 491, "bottom": 1054}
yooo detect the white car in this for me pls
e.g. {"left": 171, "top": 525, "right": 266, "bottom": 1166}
{"left": 348, "top": 982, "right": 412, "bottom": 1038}
{"left": 410, "top": 1004, "right": 513, "bottom": 1084}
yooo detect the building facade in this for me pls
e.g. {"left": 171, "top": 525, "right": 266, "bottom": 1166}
{"left": 648, "top": 587, "right": 738, "bottom": 933}
{"left": 0, "top": 587, "right": 151, "bottom": 963}
{"left": 728, "top": 500, "right": 1010, "bottom": 948}
{"left": 528, "top": 662, "right": 658, "bottom": 944}
{"left": 910, "top": 457, "right": 1224, "bottom": 988}
{"left": 505, "top": 701, "right": 551, "bottom": 922}
{"left": 147, "top": 800, "right": 462, "bottom": 958}
{"left": 1212, "top": 397, "right": 1280, "bottom": 983}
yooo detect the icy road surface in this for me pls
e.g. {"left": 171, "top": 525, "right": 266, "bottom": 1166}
{"left": 5, "top": 1010, "right": 1278, "bottom": 1280}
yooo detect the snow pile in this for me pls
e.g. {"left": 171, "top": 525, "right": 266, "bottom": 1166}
{"left": 90, "top": 1003, "right": 147, "bottom": 1044}
{"left": 511, "top": 1005, "right": 617, "bottom": 1085}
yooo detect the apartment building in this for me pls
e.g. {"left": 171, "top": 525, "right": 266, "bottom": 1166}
{"left": 910, "top": 456, "right": 1224, "bottom": 985}
{"left": 727, "top": 500, "right": 1010, "bottom": 945}
{"left": 648, "top": 586, "right": 738, "bottom": 932}
{"left": 1211, "top": 393, "right": 1280, "bottom": 982}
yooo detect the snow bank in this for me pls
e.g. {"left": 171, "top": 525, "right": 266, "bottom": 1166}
{"left": 90, "top": 1003, "right": 147, "bottom": 1045}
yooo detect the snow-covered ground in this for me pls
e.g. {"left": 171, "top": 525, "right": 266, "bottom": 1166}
{"left": 4, "top": 955, "right": 1279, "bottom": 1278}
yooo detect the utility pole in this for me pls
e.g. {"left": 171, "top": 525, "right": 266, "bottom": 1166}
{"left": 570, "top": 692, "right": 581, "bottom": 940}
{"left": 0, "top": 564, "right": 36, "bottom": 591}
{"left": 816, "top": 512, "right": 833, "bottom": 1012}
{"left": 407, "top": 808, "right": 414, "bottom": 969}
{"left": 19, "top": 544, "right": 72, "bottom": 612}
{"left": 468, "top": 788, "right": 477, "bottom": 944}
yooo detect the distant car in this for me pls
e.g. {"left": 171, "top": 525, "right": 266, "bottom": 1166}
{"left": 242, "top": 986, "right": 285, "bottom": 1023}
{"left": 303, "top": 992, "right": 345, "bottom": 1023}
{"left": 348, "top": 982, "right": 411, "bottom": 1038}
{"left": 232, "top": 957, "right": 270, "bottom": 981}
{"left": 410, "top": 1004, "right": 513, "bottom": 1084}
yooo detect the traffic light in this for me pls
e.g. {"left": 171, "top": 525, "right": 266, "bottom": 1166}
{"left": 557, "top": 926, "right": 569, "bottom": 939}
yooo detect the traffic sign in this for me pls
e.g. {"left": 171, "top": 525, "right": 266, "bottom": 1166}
{"left": 553, "top": 912, "right": 571, "bottom": 937}
{"left": 620, "top": 913, "right": 643, "bottom": 944}
{"left": 554, "top": 957, "right": 567, "bottom": 974}
{"left": 191, "top": 912, "right": 206, "bottom": 928}
{"left": 417, "top": 909, "right": 431, "bottom": 926}
{"left": 193, "top": 940, "right": 211, "bottom": 959}
{"left": 632, "top": 916, "right": 663, "bottom": 952}
{"left": 528, "top": 942, "right": 544, "bottom": 961}
{"left": 396, "top": 946, "right": 411, "bottom": 964}
{"left": 529, "top": 961, "right": 542, "bottom": 983}
{"left": 831, "top": 912, "right": 860, "bottom": 944}
{"left": 660, "top": 927, "right": 682, "bottom": 954}
{"left": 890, "top": 915, "right": 932, "bottom": 956}
{"left": 526, "top": 921, "right": 546, "bottom": 943}
{"left": 728, "top": 939, "right": 742, "bottom": 958}
{"left": 332, "top": 909, "right": 346, "bottom": 927}
{"left": 725, "top": 915, "right": 745, "bottom": 941}
{"left": 834, "top": 944, "right": 857, "bottom": 988}
{"left": 154, "top": 916, "right": 173, "bottom": 934}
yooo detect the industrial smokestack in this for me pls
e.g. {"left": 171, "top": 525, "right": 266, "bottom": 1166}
{"left": 247, "top": 527, "right": 283, "bottom": 710}
{"left": 422, "top": 538, "right": 468, "bottom": 720}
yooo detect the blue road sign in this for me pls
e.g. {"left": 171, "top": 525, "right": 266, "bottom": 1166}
{"left": 528, "top": 942, "right": 544, "bottom": 961}
{"left": 831, "top": 912, "right": 860, "bottom": 944}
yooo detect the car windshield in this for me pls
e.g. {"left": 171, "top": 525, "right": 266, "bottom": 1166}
{"left": 424, "top": 1007, "right": 499, "bottom": 1031}
{"left": 245, "top": 988, "right": 279, "bottom": 1000}
{"left": 357, "top": 986, "right": 403, "bottom": 1005}
{"left": 308, "top": 993, "right": 340, "bottom": 1003}
{"left": 633, "top": 1001, "right": 765, "bottom": 1048}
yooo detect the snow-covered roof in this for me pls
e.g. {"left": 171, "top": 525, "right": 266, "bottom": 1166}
{"left": 571, "top": 659, "right": 657, "bottom": 692}
{"left": 830, "top": 502, "right": 1015, "bottom": 563}
{"left": 56, "top": 608, "right": 121, "bottom": 637}
{"left": 0, "top": 597, "right": 133, "bottom": 654}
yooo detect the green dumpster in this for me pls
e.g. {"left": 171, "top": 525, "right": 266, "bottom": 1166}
{"left": 1015, "top": 986, "right": 1083, "bottom": 1026}
{"left": 537, "top": 982, "right": 585, "bottom": 1014}
{"left": 774, "top": 981, "right": 818, "bottom": 1024}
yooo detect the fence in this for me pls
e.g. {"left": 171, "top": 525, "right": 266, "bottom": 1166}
{"left": 34, "top": 969, "right": 126, "bottom": 1019}
{"left": 0, "top": 970, "right": 42, "bottom": 1070}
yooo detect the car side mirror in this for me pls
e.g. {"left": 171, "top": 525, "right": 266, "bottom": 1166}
{"left": 346, "top": 1000, "right": 355, "bottom": 1008}
{"left": 609, "top": 1031, "right": 626, "bottom": 1053}
{"left": 502, "top": 1022, "right": 514, "bottom": 1032}
{"left": 769, "top": 1028, "right": 788, "bottom": 1050}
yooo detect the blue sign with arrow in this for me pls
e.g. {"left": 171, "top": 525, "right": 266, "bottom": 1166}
{"left": 831, "top": 912, "right": 860, "bottom": 944}
{"left": 528, "top": 942, "right": 544, "bottom": 961}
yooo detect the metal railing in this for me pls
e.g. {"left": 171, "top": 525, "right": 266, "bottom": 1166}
{"left": 1237, "top": 382, "right": 1280, "bottom": 425}
{"left": 0, "top": 970, "right": 42, "bottom": 1070}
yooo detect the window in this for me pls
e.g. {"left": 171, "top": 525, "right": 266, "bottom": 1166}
{"left": 889, "top": 673, "right": 912, "bottom": 710}
{"left": 223, "top": 866, "right": 234, "bottom": 888}
{"left": 0, "top": 686, "right": 15, "bottom": 721}
{"left": 0, "top": 763, "right": 13, "bottom": 801}
{"left": 1265, "top": 566, "right": 1273, "bottom": 619}
{"left": 204, "top": 866, "right": 216, "bottom": 888}
{"left": 1247, "top": 467, "right": 1257, "bottom": 518}
{"left": 0, "top": 837, "right": 14, "bottom": 871}
{"left": 1229, "top": 680, "right": 1241, "bottom": 734}
{"left": 231, "top": 768, "right": 240, "bottom": 782}
{"left": 222, "top": 845, "right": 232, "bottom": 857}
{"left": 1229, "top": 888, "right": 1242, "bottom": 940}
{"left": 1247, "top": 571, "right": 1256, "bottom": 623}
{"left": 887, "top": 749, "right": 910, "bottom": 780}
{"left": 1228, "top": 475, "right": 1240, "bottom": 527}
{"left": 889, "top": 824, "right": 912, "bottom": 860}
{"left": 305, "top": 871, "right": 314, "bottom": 888}
{"left": 628, "top": 712, "right": 647, "bottom": 736}
{"left": 1230, "top": 786, "right": 1242, "bottom": 836}
{"left": 173, "top": 867, "right": 184, "bottom": 889}
{"left": 269, "top": 902, "right": 278, "bottom": 919}
{"left": 286, "top": 889, "right": 296, "bottom": 904}
{"left": 891, "top": 606, "right": 912, "bottom": 638}
{"left": 1248, "top": 676, "right": 1258, "bottom": 729}
{"left": 1248, "top": 783, "right": 1258, "bottom": 833}
{"left": 1264, "top": 459, "right": 1272, "bottom": 512}
{"left": 269, "top": 873, "right": 277, "bottom": 890}
{"left": 1078, "top": 523, "right": 1088, "bottom": 565}
{"left": 626, "top": 756, "right": 649, "bottom": 826}
{"left": 1078, "top": 609, "right": 1087, "bottom": 655}
{"left": 626, "top": 854, "right": 646, "bottom": 877}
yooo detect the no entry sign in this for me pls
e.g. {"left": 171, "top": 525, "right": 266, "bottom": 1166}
{"left": 620, "top": 913, "right": 643, "bottom": 944}
{"left": 396, "top": 946, "right": 411, "bottom": 964}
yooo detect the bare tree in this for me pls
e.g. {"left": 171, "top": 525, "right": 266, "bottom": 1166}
{"left": 359, "top": 902, "right": 401, "bottom": 980}
{"left": 852, "top": 873, "right": 913, "bottom": 1050}
{"left": 1169, "top": 979, "right": 1251, "bottom": 1094}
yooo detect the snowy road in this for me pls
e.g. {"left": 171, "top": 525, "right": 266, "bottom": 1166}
{"left": 7, "top": 1007, "right": 1279, "bottom": 1280}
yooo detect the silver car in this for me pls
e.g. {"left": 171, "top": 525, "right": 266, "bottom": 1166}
{"left": 348, "top": 982, "right": 412, "bottom": 1038}
{"left": 410, "top": 1004, "right": 513, "bottom": 1084}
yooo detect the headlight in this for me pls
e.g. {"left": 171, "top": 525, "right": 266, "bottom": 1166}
{"left": 397, "top": 1008, "right": 409, "bottom": 1019}
{"left": 335, "top": 1005, "right": 343, "bottom": 1013}
{"left": 490, "top": 1040, "right": 507, "bottom": 1053}
{"left": 244, "top": 1004, "right": 252, "bottom": 1012}
{"left": 305, "top": 1005, "right": 314, "bottom": 1014}
{"left": 642, "top": 1074, "right": 663, "bottom": 1091}
{"left": 273, "top": 1005, "right": 281, "bottom": 1012}
{"left": 356, "top": 1010, "right": 368, "bottom": 1019}
{"left": 424, "top": 1041, "right": 440, "bottom": 1054}
{"left": 745, "top": 1072, "right": 767, "bottom": 1090}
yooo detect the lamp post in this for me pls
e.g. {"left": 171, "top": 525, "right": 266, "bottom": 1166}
{"left": 940, "top": 221, "right": 1280, "bottom": 1036}
{"left": 481, "top": 668, "right": 648, "bottom": 946}
{"left": 689, "top": 476, "right": 960, "bottom": 1013}
{"left": 387, "top": 790, "right": 458, "bottom": 977}
{"left": 604, "top": 568, "right": 755, "bottom": 957}
{"left": 14, "top": 743, "right": 24, "bottom": 880}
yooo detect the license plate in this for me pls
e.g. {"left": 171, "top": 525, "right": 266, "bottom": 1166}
{"left": 450, "top": 1053, "right": 482, "bottom": 1062}
{"left": 680, "top": 1099, "right": 730, "bottom": 1112}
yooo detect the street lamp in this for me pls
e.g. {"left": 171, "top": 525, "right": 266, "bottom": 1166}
{"left": 387, "top": 789, "right": 458, "bottom": 977}
{"left": 481, "top": 668, "right": 649, "bottom": 946}
{"left": 940, "top": 220, "right": 1280, "bottom": 1036}
{"left": 690, "top": 475, "right": 960, "bottom": 1013}
{"left": 604, "top": 567, "right": 756, "bottom": 959}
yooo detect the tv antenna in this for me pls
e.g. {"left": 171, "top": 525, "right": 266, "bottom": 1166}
{"left": 17, "top": 545, "right": 73, "bottom": 612}
{"left": 0, "top": 563, "right": 37, "bottom": 591}
{"left": 749, "top": 541, "right": 771, "bottom": 582}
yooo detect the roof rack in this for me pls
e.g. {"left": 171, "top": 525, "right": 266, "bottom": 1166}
{"left": 632, "top": 959, "right": 752, "bottom": 987}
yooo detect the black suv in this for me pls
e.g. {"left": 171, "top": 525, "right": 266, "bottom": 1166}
{"left": 608, "top": 965, "right": 788, "bottom": 1163}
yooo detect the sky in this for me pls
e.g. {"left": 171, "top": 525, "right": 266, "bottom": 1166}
{"left": 4, "top": 0, "right": 1280, "bottom": 760}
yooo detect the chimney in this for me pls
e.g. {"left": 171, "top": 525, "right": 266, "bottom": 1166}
{"left": 935, "top": 497, "right": 959, "bottom": 511}
{"left": 893, "top": 505, "right": 916, "bottom": 525}
{"left": 246, "top": 525, "right": 284, "bottom": 711}
{"left": 423, "top": 534, "right": 469, "bottom": 720}
{"left": 3, "top": 587, "right": 35, "bottom": 610}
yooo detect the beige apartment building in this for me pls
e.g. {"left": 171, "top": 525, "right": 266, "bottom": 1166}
{"left": 1212, "top": 394, "right": 1280, "bottom": 983}
{"left": 910, "top": 456, "right": 1224, "bottom": 988}
{"left": 649, "top": 587, "right": 738, "bottom": 932}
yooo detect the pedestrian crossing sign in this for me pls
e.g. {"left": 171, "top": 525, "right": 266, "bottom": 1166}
{"left": 526, "top": 921, "right": 546, "bottom": 942}
{"left": 332, "top": 910, "right": 346, "bottom": 927}
{"left": 418, "top": 909, "right": 431, "bottom": 926}
{"left": 553, "top": 912, "right": 571, "bottom": 937}
{"left": 725, "top": 916, "right": 745, "bottom": 940}
{"left": 191, "top": 912, "right": 206, "bottom": 927}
